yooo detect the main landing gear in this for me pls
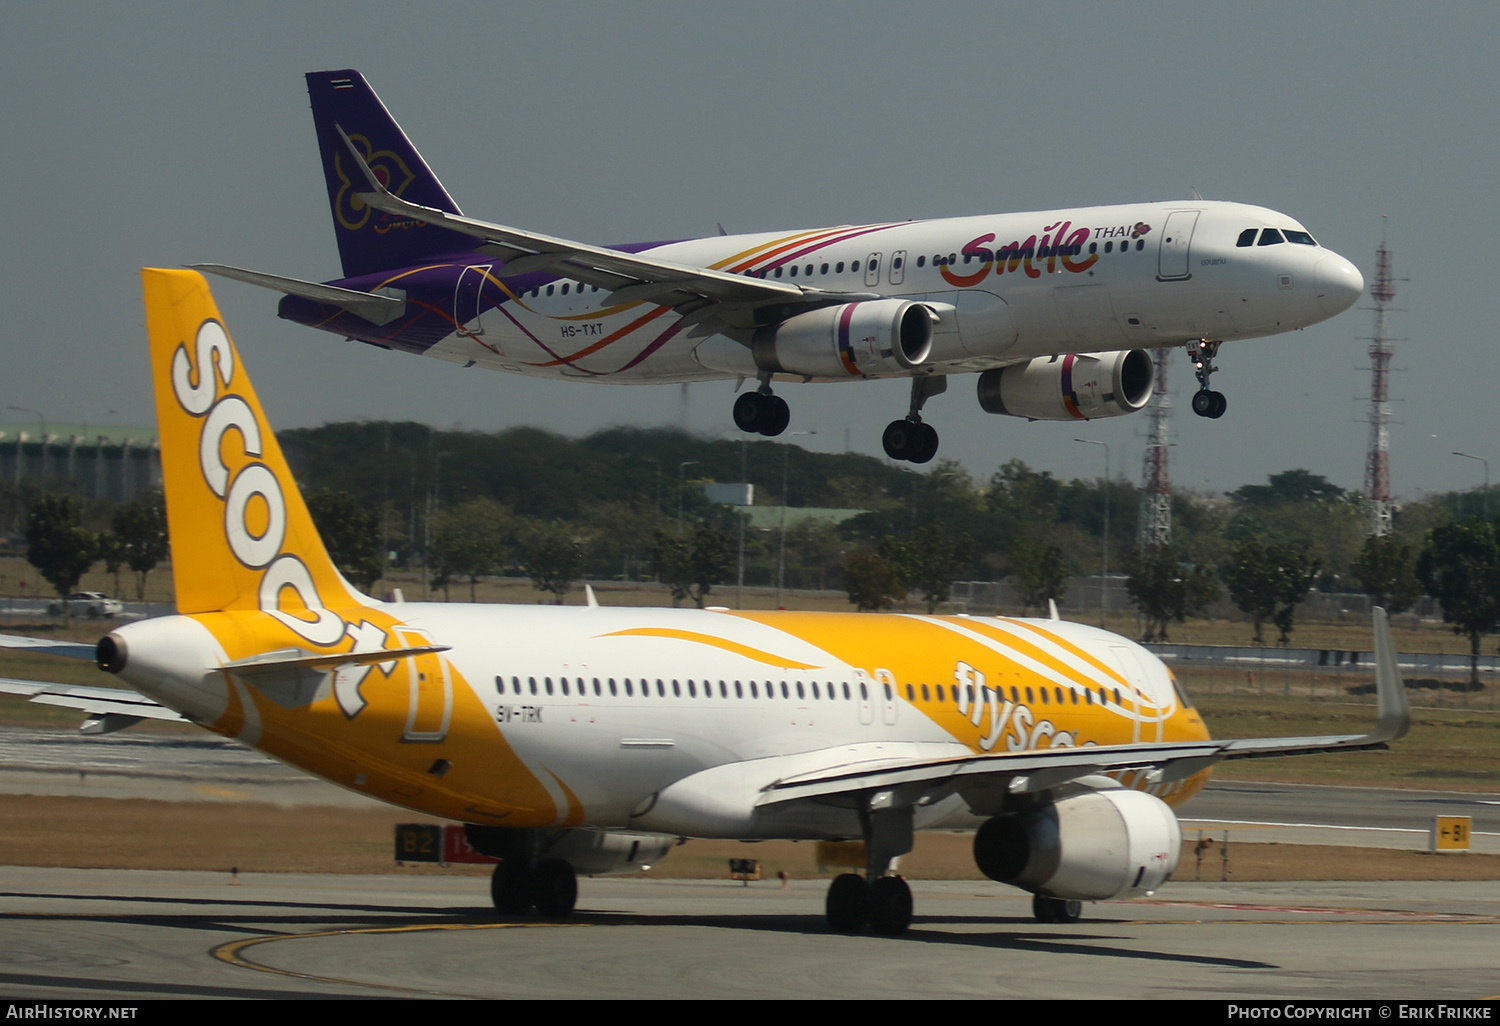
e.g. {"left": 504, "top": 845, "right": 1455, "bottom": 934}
{"left": 491, "top": 857, "right": 578, "bottom": 917}
{"left": 1187, "top": 339, "right": 1227, "bottom": 419}
{"left": 824, "top": 801, "right": 915, "bottom": 935}
{"left": 881, "top": 376, "right": 947, "bottom": 464}
{"left": 733, "top": 385, "right": 790, "bottom": 437}
{"left": 1032, "top": 894, "right": 1083, "bottom": 924}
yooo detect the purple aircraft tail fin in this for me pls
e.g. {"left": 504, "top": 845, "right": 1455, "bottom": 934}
{"left": 305, "top": 70, "right": 476, "bottom": 278}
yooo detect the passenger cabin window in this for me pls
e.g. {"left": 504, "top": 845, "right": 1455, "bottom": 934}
{"left": 1236, "top": 228, "right": 1258, "bottom": 247}
{"left": 1257, "top": 228, "right": 1285, "bottom": 246}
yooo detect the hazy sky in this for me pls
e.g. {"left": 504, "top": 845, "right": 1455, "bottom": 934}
{"left": 2, "top": 2, "right": 1493, "bottom": 501}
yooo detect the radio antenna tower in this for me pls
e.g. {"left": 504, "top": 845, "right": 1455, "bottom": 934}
{"left": 1138, "top": 349, "right": 1173, "bottom": 549}
{"left": 1363, "top": 221, "right": 1396, "bottom": 536}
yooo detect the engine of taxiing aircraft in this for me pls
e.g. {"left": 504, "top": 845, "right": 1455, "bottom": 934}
{"left": 751, "top": 299, "right": 933, "bottom": 378}
{"left": 976, "top": 349, "right": 1154, "bottom": 421}
{"left": 972, "top": 788, "right": 1181, "bottom": 901}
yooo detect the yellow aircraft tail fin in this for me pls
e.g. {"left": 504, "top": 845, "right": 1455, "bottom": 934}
{"left": 142, "top": 269, "right": 365, "bottom": 634}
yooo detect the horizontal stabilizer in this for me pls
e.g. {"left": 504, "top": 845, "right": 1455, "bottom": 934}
{"left": 188, "top": 263, "right": 407, "bottom": 325}
{"left": 221, "top": 643, "right": 450, "bottom": 677}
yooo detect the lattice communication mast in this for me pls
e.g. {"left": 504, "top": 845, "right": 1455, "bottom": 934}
{"left": 1364, "top": 229, "right": 1396, "bottom": 536}
{"left": 1138, "top": 349, "right": 1173, "bottom": 549}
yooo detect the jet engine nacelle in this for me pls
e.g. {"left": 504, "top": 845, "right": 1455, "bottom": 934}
{"left": 753, "top": 299, "right": 934, "bottom": 378}
{"left": 466, "top": 826, "right": 677, "bottom": 876}
{"left": 972, "top": 789, "right": 1181, "bottom": 900}
{"left": 976, "top": 349, "right": 1154, "bottom": 421}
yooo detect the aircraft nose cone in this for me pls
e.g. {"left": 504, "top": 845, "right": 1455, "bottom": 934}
{"left": 1314, "top": 254, "right": 1363, "bottom": 317}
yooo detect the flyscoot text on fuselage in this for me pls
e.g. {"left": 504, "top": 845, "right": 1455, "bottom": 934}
{"left": 195, "top": 68, "right": 1364, "bottom": 464}
{"left": 59, "top": 268, "right": 1406, "bottom": 934}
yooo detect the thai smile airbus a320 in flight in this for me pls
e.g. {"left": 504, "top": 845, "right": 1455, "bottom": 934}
{"left": 0, "top": 270, "right": 1408, "bottom": 933}
{"left": 194, "top": 69, "right": 1364, "bottom": 464}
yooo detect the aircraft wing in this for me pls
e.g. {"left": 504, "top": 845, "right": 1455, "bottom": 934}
{"left": 0, "top": 677, "right": 184, "bottom": 733}
{"left": 332, "top": 125, "right": 874, "bottom": 316}
{"left": 757, "top": 607, "right": 1410, "bottom": 809}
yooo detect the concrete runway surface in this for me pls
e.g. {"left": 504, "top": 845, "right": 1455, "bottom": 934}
{"left": 1, "top": 868, "right": 1497, "bottom": 1000}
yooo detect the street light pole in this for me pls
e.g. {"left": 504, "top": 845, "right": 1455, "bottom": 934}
{"left": 1074, "top": 438, "right": 1110, "bottom": 628}
{"left": 777, "top": 431, "right": 815, "bottom": 608}
{"left": 737, "top": 437, "right": 747, "bottom": 609}
{"left": 1453, "top": 451, "right": 1490, "bottom": 520}
{"left": 677, "top": 460, "right": 698, "bottom": 536}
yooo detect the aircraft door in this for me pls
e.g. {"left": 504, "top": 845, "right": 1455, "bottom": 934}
{"left": 889, "top": 250, "right": 907, "bottom": 286}
{"left": 874, "top": 668, "right": 900, "bottom": 726}
{"left": 853, "top": 670, "right": 875, "bottom": 725}
{"left": 454, "top": 265, "right": 492, "bottom": 337}
{"left": 1156, "top": 211, "right": 1200, "bottom": 281}
{"left": 864, "top": 253, "right": 883, "bottom": 288}
{"left": 397, "top": 627, "right": 452, "bottom": 743}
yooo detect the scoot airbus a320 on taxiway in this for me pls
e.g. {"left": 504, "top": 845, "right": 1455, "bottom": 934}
{"left": 0, "top": 270, "right": 1407, "bottom": 933}
{"left": 194, "top": 69, "right": 1364, "bottom": 464}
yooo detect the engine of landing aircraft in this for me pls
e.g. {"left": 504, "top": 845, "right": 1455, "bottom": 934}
{"left": 976, "top": 349, "right": 1153, "bottom": 421}
{"left": 752, "top": 299, "right": 933, "bottom": 378}
{"left": 465, "top": 826, "right": 678, "bottom": 876}
{"left": 971, "top": 789, "right": 1181, "bottom": 901}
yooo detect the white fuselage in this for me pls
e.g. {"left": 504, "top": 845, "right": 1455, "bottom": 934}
{"left": 422, "top": 200, "right": 1361, "bottom": 383}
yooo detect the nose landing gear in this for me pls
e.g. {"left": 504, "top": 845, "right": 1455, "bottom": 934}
{"left": 1187, "top": 339, "right": 1227, "bottom": 419}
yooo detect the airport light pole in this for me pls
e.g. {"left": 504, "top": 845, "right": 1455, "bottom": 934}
{"left": 777, "top": 431, "right": 815, "bottom": 608}
{"left": 1074, "top": 438, "right": 1109, "bottom": 628}
{"left": 676, "top": 461, "right": 698, "bottom": 536}
{"left": 738, "top": 436, "right": 748, "bottom": 609}
{"left": 1452, "top": 451, "right": 1490, "bottom": 520}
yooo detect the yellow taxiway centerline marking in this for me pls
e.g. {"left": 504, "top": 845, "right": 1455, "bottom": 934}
{"left": 211, "top": 920, "right": 587, "bottom": 994}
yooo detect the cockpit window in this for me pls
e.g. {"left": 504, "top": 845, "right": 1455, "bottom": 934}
{"left": 1284, "top": 229, "right": 1317, "bottom": 246}
{"left": 1257, "top": 228, "right": 1285, "bottom": 246}
{"left": 1236, "top": 228, "right": 1257, "bottom": 248}
{"left": 1170, "top": 671, "right": 1194, "bottom": 709}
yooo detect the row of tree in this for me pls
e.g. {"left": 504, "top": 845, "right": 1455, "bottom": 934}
{"left": 23, "top": 494, "right": 167, "bottom": 611}
{"left": 15, "top": 421, "right": 1500, "bottom": 683}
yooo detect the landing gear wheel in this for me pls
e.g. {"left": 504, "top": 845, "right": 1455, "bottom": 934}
{"left": 1032, "top": 894, "right": 1083, "bottom": 923}
{"left": 825, "top": 873, "right": 870, "bottom": 933}
{"left": 530, "top": 858, "right": 578, "bottom": 916}
{"left": 733, "top": 392, "right": 790, "bottom": 436}
{"left": 868, "top": 876, "right": 913, "bottom": 935}
{"left": 761, "top": 395, "right": 790, "bottom": 436}
{"left": 882, "top": 420, "right": 913, "bottom": 460}
{"left": 1191, "top": 389, "right": 1228, "bottom": 419}
{"left": 733, "top": 391, "right": 765, "bottom": 433}
{"left": 491, "top": 860, "right": 533, "bottom": 915}
{"left": 911, "top": 423, "right": 939, "bottom": 464}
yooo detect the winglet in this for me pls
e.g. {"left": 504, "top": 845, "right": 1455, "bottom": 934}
{"left": 1371, "top": 606, "right": 1411, "bottom": 742}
